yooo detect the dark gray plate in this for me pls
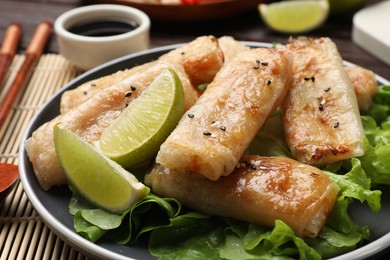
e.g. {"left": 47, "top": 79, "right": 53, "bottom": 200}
{"left": 19, "top": 42, "right": 390, "bottom": 260}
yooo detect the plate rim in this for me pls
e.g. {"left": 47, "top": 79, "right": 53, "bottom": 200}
{"left": 19, "top": 41, "right": 390, "bottom": 260}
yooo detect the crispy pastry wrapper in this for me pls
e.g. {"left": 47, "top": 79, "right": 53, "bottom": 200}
{"left": 145, "top": 155, "right": 340, "bottom": 238}
{"left": 282, "top": 37, "right": 365, "bottom": 166}
{"left": 156, "top": 47, "right": 293, "bottom": 180}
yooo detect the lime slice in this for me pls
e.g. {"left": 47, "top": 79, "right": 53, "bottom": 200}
{"left": 259, "top": 0, "right": 329, "bottom": 34}
{"left": 96, "top": 68, "right": 185, "bottom": 168}
{"left": 54, "top": 124, "right": 149, "bottom": 213}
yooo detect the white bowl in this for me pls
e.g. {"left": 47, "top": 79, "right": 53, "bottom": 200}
{"left": 54, "top": 4, "right": 150, "bottom": 70}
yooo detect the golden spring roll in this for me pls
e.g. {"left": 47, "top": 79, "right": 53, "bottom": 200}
{"left": 60, "top": 35, "right": 223, "bottom": 113}
{"left": 156, "top": 48, "right": 293, "bottom": 180}
{"left": 282, "top": 37, "right": 365, "bottom": 167}
{"left": 145, "top": 155, "right": 340, "bottom": 238}
{"left": 345, "top": 66, "right": 378, "bottom": 111}
{"left": 26, "top": 61, "right": 196, "bottom": 190}
{"left": 217, "top": 36, "right": 250, "bottom": 63}
{"left": 158, "top": 35, "right": 224, "bottom": 87}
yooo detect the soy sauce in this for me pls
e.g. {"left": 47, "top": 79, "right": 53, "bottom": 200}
{"left": 68, "top": 18, "right": 139, "bottom": 37}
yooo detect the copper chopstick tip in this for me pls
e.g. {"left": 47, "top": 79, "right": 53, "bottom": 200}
{"left": 0, "top": 22, "right": 22, "bottom": 55}
{"left": 26, "top": 20, "right": 52, "bottom": 56}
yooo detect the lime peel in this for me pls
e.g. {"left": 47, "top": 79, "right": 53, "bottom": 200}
{"left": 96, "top": 68, "right": 185, "bottom": 169}
{"left": 54, "top": 124, "right": 149, "bottom": 214}
{"left": 259, "top": 0, "right": 329, "bottom": 34}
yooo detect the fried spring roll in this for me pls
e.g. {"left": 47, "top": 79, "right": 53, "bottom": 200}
{"left": 145, "top": 155, "right": 340, "bottom": 238}
{"left": 60, "top": 35, "right": 223, "bottom": 113}
{"left": 282, "top": 37, "right": 365, "bottom": 166}
{"left": 156, "top": 48, "right": 293, "bottom": 180}
{"left": 159, "top": 35, "right": 224, "bottom": 87}
{"left": 346, "top": 66, "right": 378, "bottom": 111}
{"left": 217, "top": 36, "right": 250, "bottom": 63}
{"left": 26, "top": 62, "right": 196, "bottom": 190}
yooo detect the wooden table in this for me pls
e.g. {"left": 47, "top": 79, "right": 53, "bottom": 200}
{"left": 0, "top": 0, "right": 389, "bottom": 259}
{"left": 0, "top": 0, "right": 389, "bottom": 78}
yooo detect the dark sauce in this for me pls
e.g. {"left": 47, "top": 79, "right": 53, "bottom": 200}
{"left": 68, "top": 18, "right": 139, "bottom": 37}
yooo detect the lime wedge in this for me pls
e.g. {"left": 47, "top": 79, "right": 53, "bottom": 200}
{"left": 96, "top": 68, "right": 185, "bottom": 168}
{"left": 54, "top": 124, "right": 149, "bottom": 213}
{"left": 259, "top": 0, "right": 329, "bottom": 34}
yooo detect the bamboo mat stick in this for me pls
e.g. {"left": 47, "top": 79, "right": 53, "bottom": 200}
{"left": 0, "top": 20, "right": 51, "bottom": 128}
{"left": 0, "top": 22, "right": 21, "bottom": 89}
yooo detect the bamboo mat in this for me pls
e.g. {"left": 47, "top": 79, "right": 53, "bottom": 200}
{"left": 0, "top": 54, "right": 91, "bottom": 259}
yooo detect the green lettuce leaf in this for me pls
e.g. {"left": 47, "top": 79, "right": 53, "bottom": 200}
{"left": 69, "top": 193, "right": 181, "bottom": 243}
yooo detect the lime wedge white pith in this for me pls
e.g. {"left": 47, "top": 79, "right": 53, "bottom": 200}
{"left": 54, "top": 124, "right": 149, "bottom": 213}
{"left": 96, "top": 68, "right": 185, "bottom": 169}
{"left": 259, "top": 0, "right": 329, "bottom": 34}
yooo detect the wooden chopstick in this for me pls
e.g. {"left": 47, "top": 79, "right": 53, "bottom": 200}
{"left": 0, "top": 22, "right": 22, "bottom": 90}
{"left": 0, "top": 20, "right": 51, "bottom": 128}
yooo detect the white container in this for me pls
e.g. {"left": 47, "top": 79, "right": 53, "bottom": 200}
{"left": 54, "top": 4, "right": 150, "bottom": 70}
{"left": 352, "top": 1, "right": 390, "bottom": 67}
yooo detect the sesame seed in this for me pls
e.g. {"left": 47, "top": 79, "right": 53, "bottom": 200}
{"left": 261, "top": 61, "right": 269, "bottom": 66}
{"left": 131, "top": 85, "right": 136, "bottom": 91}
{"left": 203, "top": 131, "right": 212, "bottom": 136}
{"left": 220, "top": 125, "right": 226, "bottom": 131}
{"left": 324, "top": 87, "right": 331, "bottom": 92}
{"left": 125, "top": 103, "right": 129, "bottom": 107}
{"left": 188, "top": 113, "right": 195, "bottom": 118}
{"left": 181, "top": 52, "right": 185, "bottom": 55}
{"left": 319, "top": 103, "right": 324, "bottom": 111}
{"left": 90, "top": 83, "right": 96, "bottom": 87}
{"left": 253, "top": 65, "right": 259, "bottom": 69}
{"left": 267, "top": 80, "right": 272, "bottom": 85}
{"left": 334, "top": 122, "right": 340, "bottom": 128}
{"left": 311, "top": 76, "right": 315, "bottom": 82}
{"left": 304, "top": 77, "right": 311, "bottom": 81}
{"left": 317, "top": 96, "right": 323, "bottom": 100}
{"left": 125, "top": 91, "right": 132, "bottom": 97}
{"left": 256, "top": 59, "right": 260, "bottom": 63}
{"left": 83, "top": 91, "right": 87, "bottom": 95}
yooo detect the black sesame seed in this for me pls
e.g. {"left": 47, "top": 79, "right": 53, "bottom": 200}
{"left": 131, "top": 85, "right": 136, "bottom": 91}
{"left": 181, "top": 52, "right": 185, "bottom": 55}
{"left": 261, "top": 61, "right": 269, "bottom": 66}
{"left": 319, "top": 103, "right": 324, "bottom": 111}
{"left": 311, "top": 76, "right": 315, "bottom": 82}
{"left": 324, "top": 87, "right": 331, "bottom": 92}
{"left": 83, "top": 91, "right": 88, "bottom": 95}
{"left": 266, "top": 80, "right": 272, "bottom": 85}
{"left": 203, "top": 131, "right": 212, "bottom": 136}
{"left": 304, "top": 77, "right": 311, "bottom": 81}
{"left": 211, "top": 120, "right": 216, "bottom": 124}
{"left": 188, "top": 113, "right": 195, "bottom": 118}
{"left": 334, "top": 122, "right": 340, "bottom": 128}
{"left": 220, "top": 125, "right": 226, "bottom": 131}
{"left": 125, "top": 91, "right": 132, "bottom": 97}
{"left": 90, "top": 83, "right": 96, "bottom": 87}
{"left": 125, "top": 103, "right": 129, "bottom": 107}
{"left": 253, "top": 65, "right": 259, "bottom": 69}
{"left": 256, "top": 59, "right": 260, "bottom": 63}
